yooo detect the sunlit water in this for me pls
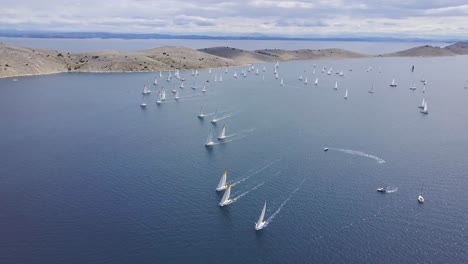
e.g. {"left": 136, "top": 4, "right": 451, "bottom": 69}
{"left": 0, "top": 55, "right": 467, "bottom": 263}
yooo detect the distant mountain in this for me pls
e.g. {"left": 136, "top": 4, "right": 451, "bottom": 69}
{"left": 381, "top": 42, "right": 468, "bottom": 57}
{"left": 0, "top": 30, "right": 462, "bottom": 43}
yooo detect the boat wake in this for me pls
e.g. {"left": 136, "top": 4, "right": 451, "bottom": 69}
{"left": 385, "top": 187, "right": 398, "bottom": 193}
{"left": 232, "top": 158, "right": 282, "bottom": 186}
{"left": 265, "top": 178, "right": 307, "bottom": 226}
{"left": 212, "top": 112, "right": 237, "bottom": 123}
{"left": 329, "top": 148, "right": 386, "bottom": 164}
{"left": 232, "top": 182, "right": 265, "bottom": 203}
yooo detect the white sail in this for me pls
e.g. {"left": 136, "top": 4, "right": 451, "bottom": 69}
{"left": 219, "top": 183, "right": 232, "bottom": 206}
{"left": 275, "top": 72, "right": 279, "bottom": 79}
{"left": 334, "top": 80, "right": 338, "bottom": 89}
{"left": 154, "top": 78, "right": 158, "bottom": 85}
{"left": 421, "top": 101, "right": 428, "bottom": 114}
{"left": 180, "top": 82, "right": 184, "bottom": 88}
{"left": 255, "top": 201, "right": 267, "bottom": 230}
{"left": 219, "top": 75, "right": 223, "bottom": 82}
{"left": 161, "top": 89, "right": 167, "bottom": 101}
{"left": 205, "top": 129, "right": 215, "bottom": 146}
{"left": 314, "top": 78, "right": 318, "bottom": 85}
{"left": 198, "top": 106, "right": 206, "bottom": 118}
{"left": 142, "top": 85, "right": 150, "bottom": 94}
{"left": 214, "top": 75, "right": 218, "bottom": 82}
{"left": 299, "top": 75, "right": 303, "bottom": 81}
{"left": 280, "top": 78, "right": 284, "bottom": 86}
{"left": 218, "top": 124, "right": 226, "bottom": 140}
{"left": 174, "top": 91, "right": 180, "bottom": 100}
{"left": 304, "top": 77, "right": 308, "bottom": 84}
{"left": 216, "top": 170, "right": 228, "bottom": 191}
{"left": 234, "top": 72, "right": 237, "bottom": 78}
{"left": 225, "top": 67, "right": 228, "bottom": 73}
{"left": 256, "top": 68, "right": 259, "bottom": 75}
{"left": 344, "top": 89, "right": 348, "bottom": 99}
{"left": 209, "top": 68, "right": 212, "bottom": 73}
{"left": 419, "top": 98, "right": 425, "bottom": 108}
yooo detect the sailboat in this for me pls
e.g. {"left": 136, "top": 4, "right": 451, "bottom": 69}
{"left": 209, "top": 68, "right": 212, "bottom": 74}
{"left": 225, "top": 67, "right": 228, "bottom": 74}
{"left": 275, "top": 72, "right": 279, "bottom": 79}
{"left": 420, "top": 101, "right": 428, "bottom": 114}
{"left": 304, "top": 77, "right": 308, "bottom": 84}
{"left": 219, "top": 75, "right": 223, "bottom": 82}
{"left": 202, "top": 86, "right": 207, "bottom": 93}
{"left": 191, "top": 81, "right": 197, "bottom": 90}
{"left": 205, "top": 129, "right": 216, "bottom": 147}
{"left": 234, "top": 72, "right": 237, "bottom": 78}
{"left": 299, "top": 75, "right": 303, "bottom": 81}
{"left": 218, "top": 124, "right": 227, "bottom": 141}
{"left": 256, "top": 68, "right": 259, "bottom": 75}
{"left": 153, "top": 78, "right": 158, "bottom": 85}
{"left": 410, "top": 82, "right": 416, "bottom": 90}
{"left": 159, "top": 71, "right": 163, "bottom": 78}
{"left": 419, "top": 98, "right": 426, "bottom": 109}
{"left": 263, "top": 66, "right": 266, "bottom": 72}
{"left": 216, "top": 170, "right": 228, "bottom": 191}
{"left": 214, "top": 75, "right": 218, "bottom": 82}
{"left": 334, "top": 80, "right": 338, "bottom": 90}
{"left": 140, "top": 96, "right": 147, "bottom": 108}
{"left": 344, "top": 89, "right": 348, "bottom": 99}
{"left": 339, "top": 71, "right": 344, "bottom": 76}
{"left": 390, "top": 78, "right": 397, "bottom": 87}
{"left": 210, "top": 109, "right": 218, "bottom": 123}
{"left": 161, "top": 89, "right": 167, "bottom": 101}
{"left": 314, "top": 77, "right": 318, "bottom": 85}
{"left": 219, "top": 183, "right": 232, "bottom": 206}
{"left": 327, "top": 68, "right": 332, "bottom": 75}
{"left": 368, "top": 84, "right": 374, "bottom": 94}
{"left": 418, "top": 184, "right": 425, "bottom": 203}
{"left": 255, "top": 201, "right": 267, "bottom": 231}
{"left": 197, "top": 106, "right": 206, "bottom": 119}
{"left": 142, "top": 85, "right": 151, "bottom": 95}
{"left": 156, "top": 89, "right": 163, "bottom": 105}
{"left": 280, "top": 78, "right": 284, "bottom": 86}
{"left": 180, "top": 82, "right": 185, "bottom": 88}
{"left": 174, "top": 91, "right": 180, "bottom": 101}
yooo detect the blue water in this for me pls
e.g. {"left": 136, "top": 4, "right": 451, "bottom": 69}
{"left": 0, "top": 56, "right": 467, "bottom": 263}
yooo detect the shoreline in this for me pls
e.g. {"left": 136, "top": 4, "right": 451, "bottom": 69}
{"left": 1, "top": 41, "right": 467, "bottom": 79}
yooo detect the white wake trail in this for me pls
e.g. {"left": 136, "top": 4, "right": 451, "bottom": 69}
{"left": 232, "top": 182, "right": 265, "bottom": 202}
{"left": 329, "top": 148, "right": 386, "bottom": 164}
{"left": 232, "top": 159, "right": 282, "bottom": 186}
{"left": 265, "top": 178, "right": 307, "bottom": 225}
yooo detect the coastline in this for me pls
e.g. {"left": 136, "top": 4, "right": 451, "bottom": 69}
{"left": 1, "top": 41, "right": 467, "bottom": 79}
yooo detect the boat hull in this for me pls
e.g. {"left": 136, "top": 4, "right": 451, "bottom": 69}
{"left": 255, "top": 221, "right": 266, "bottom": 231}
{"left": 219, "top": 199, "right": 232, "bottom": 207}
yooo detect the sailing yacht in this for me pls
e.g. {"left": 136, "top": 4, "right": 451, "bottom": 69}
{"left": 140, "top": 96, "right": 147, "bottom": 108}
{"left": 334, "top": 80, "right": 338, "bottom": 90}
{"left": 255, "top": 201, "right": 267, "bottom": 231}
{"left": 197, "top": 106, "right": 206, "bottom": 119}
{"left": 209, "top": 68, "right": 212, "bottom": 74}
{"left": 419, "top": 98, "right": 426, "bottom": 109}
{"left": 225, "top": 67, "right": 228, "bottom": 74}
{"left": 327, "top": 68, "right": 332, "bottom": 75}
{"left": 390, "top": 78, "right": 397, "bottom": 87}
{"left": 218, "top": 124, "right": 227, "bottom": 141}
{"left": 275, "top": 72, "right": 279, "bottom": 79}
{"left": 142, "top": 85, "right": 151, "bottom": 95}
{"left": 216, "top": 170, "right": 228, "bottom": 191}
{"left": 314, "top": 78, "right": 318, "bottom": 85}
{"left": 219, "top": 75, "right": 223, "bottom": 82}
{"left": 256, "top": 68, "right": 259, "bottom": 75}
{"left": 161, "top": 89, "right": 167, "bottom": 101}
{"left": 202, "top": 86, "right": 207, "bottom": 93}
{"left": 154, "top": 78, "right": 158, "bottom": 85}
{"left": 339, "top": 71, "right": 344, "bottom": 77}
{"left": 410, "top": 82, "right": 416, "bottom": 90}
{"left": 280, "top": 78, "right": 284, "bottom": 86}
{"left": 210, "top": 110, "right": 219, "bottom": 124}
{"left": 205, "top": 129, "right": 216, "bottom": 147}
{"left": 174, "top": 91, "right": 180, "bottom": 101}
{"left": 156, "top": 89, "right": 163, "bottom": 105}
{"left": 344, "top": 89, "right": 348, "bottom": 99}
{"left": 304, "top": 77, "right": 308, "bottom": 84}
{"left": 180, "top": 82, "right": 185, "bottom": 88}
{"left": 368, "top": 84, "right": 374, "bottom": 94}
{"left": 420, "top": 101, "right": 429, "bottom": 114}
{"left": 219, "top": 183, "right": 232, "bottom": 206}
{"left": 299, "top": 75, "right": 303, "bottom": 81}
{"left": 234, "top": 72, "right": 238, "bottom": 78}
{"left": 263, "top": 66, "right": 266, "bottom": 72}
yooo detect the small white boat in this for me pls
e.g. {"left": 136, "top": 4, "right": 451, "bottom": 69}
{"left": 202, "top": 86, "right": 207, "bottom": 93}
{"left": 219, "top": 183, "right": 232, "bottom": 206}
{"left": 299, "top": 75, "right": 303, "bottom": 81}
{"left": 172, "top": 89, "right": 177, "bottom": 94}
{"left": 209, "top": 68, "right": 212, "bottom": 74}
{"left": 210, "top": 110, "right": 218, "bottom": 123}
{"left": 153, "top": 78, "right": 158, "bottom": 85}
{"left": 197, "top": 106, "right": 206, "bottom": 119}
{"left": 304, "top": 77, "right": 308, "bottom": 84}
{"left": 390, "top": 78, "right": 397, "bottom": 87}
{"left": 161, "top": 89, "right": 167, "bottom": 101}
{"left": 216, "top": 170, "right": 228, "bottom": 191}
{"left": 339, "top": 71, "right": 344, "bottom": 77}
{"left": 174, "top": 91, "right": 180, "bottom": 101}
{"left": 314, "top": 78, "right": 318, "bottom": 86}
{"left": 218, "top": 124, "right": 227, "bottom": 141}
{"left": 142, "top": 85, "right": 151, "bottom": 95}
{"left": 377, "top": 187, "right": 389, "bottom": 193}
{"left": 368, "top": 84, "right": 374, "bottom": 94}
{"left": 323, "top": 147, "right": 329, "bottom": 151}
{"left": 156, "top": 89, "right": 164, "bottom": 104}
{"left": 205, "top": 129, "right": 216, "bottom": 147}
{"left": 140, "top": 95, "right": 147, "bottom": 108}
{"left": 334, "top": 80, "right": 338, "bottom": 90}
{"left": 255, "top": 201, "right": 267, "bottom": 231}
{"left": 327, "top": 68, "right": 332, "bottom": 75}
{"left": 344, "top": 89, "right": 348, "bottom": 99}
{"left": 280, "top": 78, "right": 284, "bottom": 86}
{"left": 234, "top": 72, "right": 237, "bottom": 78}
{"left": 410, "top": 82, "right": 416, "bottom": 90}
{"left": 418, "top": 98, "right": 426, "bottom": 109}
{"left": 418, "top": 195, "right": 425, "bottom": 203}
{"left": 420, "top": 101, "right": 428, "bottom": 114}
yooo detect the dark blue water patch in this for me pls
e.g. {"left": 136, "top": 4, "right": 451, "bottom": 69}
{"left": 0, "top": 56, "right": 467, "bottom": 263}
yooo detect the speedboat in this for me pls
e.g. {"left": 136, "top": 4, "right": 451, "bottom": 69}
{"left": 418, "top": 195, "right": 425, "bottom": 203}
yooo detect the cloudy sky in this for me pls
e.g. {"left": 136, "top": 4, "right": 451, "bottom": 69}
{"left": 1, "top": 0, "right": 468, "bottom": 39}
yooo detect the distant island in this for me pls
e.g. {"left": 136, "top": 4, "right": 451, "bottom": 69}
{"left": 1, "top": 42, "right": 468, "bottom": 79}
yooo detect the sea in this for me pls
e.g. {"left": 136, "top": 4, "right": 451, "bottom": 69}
{"left": 0, "top": 38, "right": 467, "bottom": 264}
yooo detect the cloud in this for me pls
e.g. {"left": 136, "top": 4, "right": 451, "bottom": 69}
{"left": 0, "top": 0, "right": 467, "bottom": 38}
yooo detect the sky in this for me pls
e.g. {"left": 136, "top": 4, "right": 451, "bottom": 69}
{"left": 1, "top": 0, "right": 468, "bottom": 39}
